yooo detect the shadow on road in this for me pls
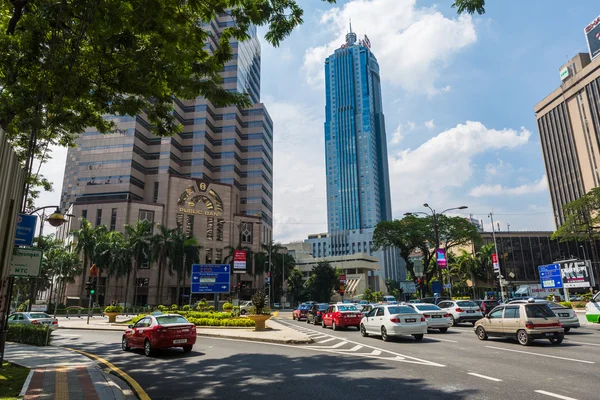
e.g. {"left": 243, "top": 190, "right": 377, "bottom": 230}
{"left": 52, "top": 334, "right": 479, "bottom": 399}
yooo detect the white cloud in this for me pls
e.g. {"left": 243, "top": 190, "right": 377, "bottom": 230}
{"left": 390, "top": 125, "right": 404, "bottom": 145}
{"left": 388, "top": 121, "right": 531, "bottom": 215}
{"left": 469, "top": 176, "right": 548, "bottom": 198}
{"left": 424, "top": 119, "right": 435, "bottom": 129}
{"left": 303, "top": 0, "right": 477, "bottom": 95}
{"left": 484, "top": 159, "right": 511, "bottom": 178}
{"left": 268, "top": 99, "right": 328, "bottom": 243}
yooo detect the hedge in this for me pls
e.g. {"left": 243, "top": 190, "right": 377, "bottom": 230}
{"left": 130, "top": 314, "right": 148, "bottom": 324}
{"left": 7, "top": 325, "right": 51, "bottom": 346}
{"left": 559, "top": 302, "right": 572, "bottom": 309}
{"left": 130, "top": 313, "right": 254, "bottom": 327}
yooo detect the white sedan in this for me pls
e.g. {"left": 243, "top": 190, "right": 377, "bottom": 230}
{"left": 405, "top": 303, "right": 452, "bottom": 333}
{"left": 360, "top": 305, "right": 427, "bottom": 341}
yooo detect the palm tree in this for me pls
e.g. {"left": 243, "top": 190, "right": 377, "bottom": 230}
{"left": 101, "top": 231, "right": 130, "bottom": 304}
{"left": 124, "top": 220, "right": 153, "bottom": 306}
{"left": 476, "top": 243, "right": 496, "bottom": 290}
{"left": 450, "top": 249, "right": 479, "bottom": 298}
{"left": 168, "top": 230, "right": 201, "bottom": 306}
{"left": 151, "top": 225, "right": 175, "bottom": 305}
{"left": 72, "top": 218, "right": 96, "bottom": 300}
{"left": 91, "top": 225, "right": 110, "bottom": 306}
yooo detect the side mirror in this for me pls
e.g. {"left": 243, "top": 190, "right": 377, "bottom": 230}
{"left": 485, "top": 315, "right": 490, "bottom": 319}
{"left": 128, "top": 324, "right": 133, "bottom": 328}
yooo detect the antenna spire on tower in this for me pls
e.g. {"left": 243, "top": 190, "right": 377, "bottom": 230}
{"left": 349, "top": 18, "right": 352, "bottom": 33}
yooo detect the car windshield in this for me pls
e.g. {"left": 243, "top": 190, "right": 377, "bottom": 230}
{"left": 318, "top": 304, "right": 329, "bottom": 310}
{"left": 416, "top": 305, "right": 441, "bottom": 311}
{"left": 338, "top": 306, "right": 358, "bottom": 311}
{"left": 456, "top": 301, "right": 477, "bottom": 307}
{"left": 156, "top": 315, "right": 189, "bottom": 325}
{"left": 29, "top": 313, "right": 50, "bottom": 319}
{"left": 298, "top": 305, "right": 311, "bottom": 310}
{"left": 525, "top": 304, "right": 555, "bottom": 318}
{"left": 388, "top": 306, "right": 415, "bottom": 314}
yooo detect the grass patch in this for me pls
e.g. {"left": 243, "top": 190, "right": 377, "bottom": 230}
{"left": 0, "top": 361, "right": 29, "bottom": 399}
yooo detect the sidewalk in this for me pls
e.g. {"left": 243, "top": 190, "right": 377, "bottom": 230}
{"left": 57, "top": 315, "right": 130, "bottom": 331}
{"left": 3, "top": 344, "right": 137, "bottom": 400}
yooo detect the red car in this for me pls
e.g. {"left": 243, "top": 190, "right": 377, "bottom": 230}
{"left": 122, "top": 313, "right": 196, "bottom": 356}
{"left": 321, "top": 304, "right": 362, "bottom": 330}
{"left": 293, "top": 304, "right": 311, "bottom": 321}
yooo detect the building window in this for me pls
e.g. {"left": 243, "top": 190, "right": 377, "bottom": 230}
{"left": 139, "top": 210, "right": 154, "bottom": 223}
{"left": 206, "top": 217, "right": 214, "bottom": 240}
{"left": 176, "top": 214, "right": 184, "bottom": 230}
{"left": 136, "top": 278, "right": 150, "bottom": 287}
{"left": 206, "top": 248, "right": 213, "bottom": 264}
{"left": 215, "top": 248, "right": 223, "bottom": 264}
{"left": 81, "top": 209, "right": 87, "bottom": 227}
{"left": 153, "top": 182, "right": 159, "bottom": 203}
{"left": 110, "top": 208, "right": 117, "bottom": 231}
{"left": 241, "top": 222, "right": 253, "bottom": 244}
{"left": 216, "top": 219, "right": 224, "bottom": 241}
{"left": 95, "top": 209, "right": 102, "bottom": 226}
{"left": 186, "top": 215, "right": 195, "bottom": 237}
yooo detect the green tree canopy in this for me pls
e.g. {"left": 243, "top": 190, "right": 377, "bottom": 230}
{"left": 306, "top": 262, "right": 338, "bottom": 303}
{"left": 452, "top": 0, "right": 485, "bottom": 15}
{"left": 286, "top": 268, "right": 306, "bottom": 306}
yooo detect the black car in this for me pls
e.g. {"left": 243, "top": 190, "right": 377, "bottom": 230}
{"left": 306, "top": 303, "right": 330, "bottom": 325}
{"left": 473, "top": 299, "right": 500, "bottom": 316}
{"left": 420, "top": 297, "right": 451, "bottom": 305}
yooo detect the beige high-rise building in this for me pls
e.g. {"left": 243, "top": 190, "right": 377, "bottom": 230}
{"left": 534, "top": 52, "right": 600, "bottom": 227}
{"left": 58, "top": 14, "right": 273, "bottom": 307}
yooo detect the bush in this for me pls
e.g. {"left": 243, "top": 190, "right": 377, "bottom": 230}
{"left": 171, "top": 304, "right": 178, "bottom": 311}
{"left": 157, "top": 305, "right": 168, "bottom": 312}
{"left": 130, "top": 314, "right": 148, "bottom": 324}
{"left": 182, "top": 305, "right": 191, "bottom": 311}
{"left": 251, "top": 291, "right": 269, "bottom": 315}
{"left": 582, "top": 292, "right": 593, "bottom": 301}
{"left": 573, "top": 301, "right": 588, "bottom": 309}
{"left": 222, "top": 302, "right": 233, "bottom": 311}
{"left": 186, "top": 317, "right": 255, "bottom": 327}
{"left": 104, "top": 305, "right": 123, "bottom": 313}
{"left": 207, "top": 306, "right": 215, "bottom": 312}
{"left": 7, "top": 325, "right": 51, "bottom": 346}
{"left": 559, "top": 301, "right": 572, "bottom": 309}
{"left": 185, "top": 311, "right": 233, "bottom": 319}
{"left": 195, "top": 300, "right": 208, "bottom": 311}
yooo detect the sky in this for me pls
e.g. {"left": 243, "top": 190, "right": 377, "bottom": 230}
{"left": 38, "top": 0, "right": 600, "bottom": 242}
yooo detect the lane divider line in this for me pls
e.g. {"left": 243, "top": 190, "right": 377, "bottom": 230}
{"left": 467, "top": 372, "right": 502, "bottom": 382}
{"left": 485, "top": 346, "right": 595, "bottom": 364}
{"left": 563, "top": 339, "right": 600, "bottom": 347}
{"left": 65, "top": 347, "right": 151, "bottom": 400}
{"left": 534, "top": 390, "right": 579, "bottom": 400}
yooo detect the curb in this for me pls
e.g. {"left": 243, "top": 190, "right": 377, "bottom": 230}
{"left": 58, "top": 326, "right": 126, "bottom": 332}
{"left": 196, "top": 332, "right": 313, "bottom": 344}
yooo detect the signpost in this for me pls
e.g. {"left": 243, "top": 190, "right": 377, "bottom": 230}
{"left": 492, "top": 254, "right": 500, "bottom": 272}
{"left": 538, "top": 264, "right": 563, "bottom": 289}
{"left": 339, "top": 274, "right": 346, "bottom": 298}
{"left": 399, "top": 281, "right": 417, "bottom": 294}
{"left": 9, "top": 248, "right": 43, "bottom": 277}
{"left": 14, "top": 214, "right": 37, "bottom": 246}
{"left": 233, "top": 250, "right": 246, "bottom": 273}
{"left": 190, "top": 264, "right": 231, "bottom": 294}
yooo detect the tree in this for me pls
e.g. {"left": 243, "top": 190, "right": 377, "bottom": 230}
{"left": 373, "top": 291, "right": 384, "bottom": 303}
{"left": 362, "top": 288, "right": 374, "bottom": 303}
{"left": 306, "top": 262, "right": 338, "bottom": 303}
{"left": 124, "top": 220, "right": 153, "bottom": 306}
{"left": 552, "top": 187, "right": 600, "bottom": 283}
{"left": 373, "top": 214, "right": 482, "bottom": 286}
{"left": 0, "top": 0, "right": 335, "bottom": 207}
{"left": 72, "top": 218, "right": 95, "bottom": 299}
{"left": 151, "top": 225, "right": 176, "bottom": 305}
{"left": 452, "top": 0, "right": 486, "bottom": 15}
{"left": 287, "top": 268, "right": 305, "bottom": 307}
{"left": 168, "top": 230, "right": 201, "bottom": 306}
{"left": 101, "top": 230, "right": 131, "bottom": 304}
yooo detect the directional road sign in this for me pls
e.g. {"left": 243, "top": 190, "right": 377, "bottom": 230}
{"left": 191, "top": 264, "right": 231, "bottom": 294}
{"left": 14, "top": 214, "right": 37, "bottom": 246}
{"left": 538, "top": 263, "right": 563, "bottom": 289}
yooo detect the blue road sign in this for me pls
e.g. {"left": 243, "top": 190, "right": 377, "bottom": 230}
{"left": 431, "top": 281, "right": 442, "bottom": 295}
{"left": 14, "top": 214, "right": 37, "bottom": 246}
{"left": 191, "top": 264, "right": 231, "bottom": 294}
{"left": 538, "top": 263, "right": 563, "bottom": 289}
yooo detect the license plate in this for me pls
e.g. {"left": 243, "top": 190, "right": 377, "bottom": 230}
{"left": 405, "top": 318, "right": 416, "bottom": 323}
{"left": 544, "top": 333, "right": 554, "bottom": 337}
{"left": 432, "top": 315, "right": 442, "bottom": 318}
{"left": 182, "top": 329, "right": 190, "bottom": 333}
{"left": 173, "top": 339, "right": 187, "bottom": 344}
{"left": 559, "top": 313, "right": 569, "bottom": 318}
{"left": 466, "top": 310, "right": 475, "bottom": 313}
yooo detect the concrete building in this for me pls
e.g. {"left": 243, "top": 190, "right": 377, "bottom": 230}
{"left": 318, "top": 24, "right": 403, "bottom": 282}
{"left": 58, "top": 14, "right": 273, "bottom": 306}
{"left": 534, "top": 51, "right": 600, "bottom": 227}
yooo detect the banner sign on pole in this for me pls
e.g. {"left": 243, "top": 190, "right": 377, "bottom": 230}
{"left": 233, "top": 250, "right": 246, "bottom": 273}
{"left": 191, "top": 264, "right": 231, "bottom": 293}
{"left": 492, "top": 253, "right": 500, "bottom": 272}
{"left": 559, "top": 260, "right": 592, "bottom": 288}
{"left": 436, "top": 248, "right": 447, "bottom": 269}
{"left": 9, "top": 247, "right": 43, "bottom": 277}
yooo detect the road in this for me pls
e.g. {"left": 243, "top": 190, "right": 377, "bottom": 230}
{"left": 51, "top": 313, "right": 600, "bottom": 399}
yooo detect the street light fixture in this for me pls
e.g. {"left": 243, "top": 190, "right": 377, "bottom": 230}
{"left": 46, "top": 208, "right": 68, "bottom": 227}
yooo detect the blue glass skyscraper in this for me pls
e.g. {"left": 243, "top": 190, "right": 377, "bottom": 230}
{"left": 324, "top": 27, "right": 392, "bottom": 232}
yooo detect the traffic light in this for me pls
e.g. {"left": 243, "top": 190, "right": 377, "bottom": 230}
{"left": 85, "top": 279, "right": 96, "bottom": 295}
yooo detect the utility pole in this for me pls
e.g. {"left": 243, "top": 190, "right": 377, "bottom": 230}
{"left": 489, "top": 212, "right": 505, "bottom": 302}
{"left": 268, "top": 236, "right": 272, "bottom": 307}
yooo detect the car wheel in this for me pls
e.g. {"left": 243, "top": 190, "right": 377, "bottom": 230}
{"left": 144, "top": 339, "right": 153, "bottom": 357}
{"left": 564, "top": 327, "right": 571, "bottom": 334}
{"left": 413, "top": 334, "right": 424, "bottom": 341}
{"left": 313, "top": 318, "right": 318, "bottom": 326}
{"left": 322, "top": 320, "right": 327, "bottom": 329}
{"left": 517, "top": 329, "right": 531, "bottom": 346}
{"left": 381, "top": 327, "right": 390, "bottom": 342}
{"left": 241, "top": 309, "right": 247, "bottom": 315}
{"left": 182, "top": 345, "right": 193, "bottom": 353}
{"left": 476, "top": 326, "right": 488, "bottom": 341}
{"left": 121, "top": 336, "right": 130, "bottom": 351}
{"left": 450, "top": 315, "right": 457, "bottom": 327}
{"left": 332, "top": 321, "right": 338, "bottom": 331}
{"left": 439, "top": 328, "right": 448, "bottom": 333}
{"left": 360, "top": 324, "right": 368, "bottom": 337}
{"left": 549, "top": 333, "right": 564, "bottom": 345}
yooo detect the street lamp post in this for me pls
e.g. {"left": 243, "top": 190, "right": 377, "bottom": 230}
{"left": 488, "top": 212, "right": 505, "bottom": 302}
{"left": 405, "top": 204, "right": 468, "bottom": 297}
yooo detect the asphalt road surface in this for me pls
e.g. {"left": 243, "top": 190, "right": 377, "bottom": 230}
{"left": 52, "top": 313, "right": 600, "bottom": 400}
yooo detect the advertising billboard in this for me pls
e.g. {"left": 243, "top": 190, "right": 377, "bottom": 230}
{"left": 585, "top": 15, "right": 600, "bottom": 60}
{"left": 558, "top": 260, "right": 593, "bottom": 288}
{"left": 436, "top": 248, "right": 447, "bottom": 269}
{"left": 233, "top": 250, "right": 246, "bottom": 273}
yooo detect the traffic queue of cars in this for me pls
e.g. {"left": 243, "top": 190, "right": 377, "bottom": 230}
{"left": 292, "top": 297, "right": 578, "bottom": 346}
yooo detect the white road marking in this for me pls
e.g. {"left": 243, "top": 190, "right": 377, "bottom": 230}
{"left": 467, "top": 372, "right": 502, "bottom": 382}
{"left": 335, "top": 345, "right": 363, "bottom": 352}
{"left": 534, "top": 390, "right": 579, "bottom": 400}
{"left": 370, "top": 350, "right": 382, "bottom": 356}
{"left": 330, "top": 341, "right": 348, "bottom": 349}
{"left": 317, "top": 338, "right": 336, "bottom": 344}
{"left": 428, "top": 337, "right": 458, "bottom": 343}
{"left": 485, "top": 346, "right": 595, "bottom": 364}
{"left": 563, "top": 339, "right": 600, "bottom": 347}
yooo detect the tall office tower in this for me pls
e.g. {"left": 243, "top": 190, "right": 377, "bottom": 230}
{"left": 59, "top": 14, "right": 273, "bottom": 306}
{"left": 314, "top": 25, "right": 403, "bottom": 282}
{"left": 535, "top": 51, "right": 600, "bottom": 227}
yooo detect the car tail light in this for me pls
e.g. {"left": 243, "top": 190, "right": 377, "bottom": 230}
{"left": 31, "top": 320, "right": 39, "bottom": 325}
{"left": 155, "top": 325, "right": 168, "bottom": 334}
{"left": 455, "top": 308, "right": 464, "bottom": 313}
{"left": 525, "top": 321, "right": 534, "bottom": 329}
{"left": 443, "top": 313, "right": 451, "bottom": 318}
{"left": 390, "top": 318, "right": 401, "bottom": 323}
{"left": 52, "top": 320, "right": 58, "bottom": 325}
{"left": 317, "top": 311, "right": 322, "bottom": 316}
{"left": 526, "top": 321, "right": 561, "bottom": 329}
{"left": 421, "top": 317, "right": 426, "bottom": 322}
{"left": 423, "top": 314, "right": 430, "bottom": 318}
